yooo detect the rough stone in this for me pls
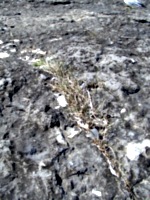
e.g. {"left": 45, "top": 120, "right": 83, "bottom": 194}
{"left": 0, "top": 0, "right": 150, "bottom": 200}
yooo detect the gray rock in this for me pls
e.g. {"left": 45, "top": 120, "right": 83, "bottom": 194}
{"left": 0, "top": 0, "right": 150, "bottom": 199}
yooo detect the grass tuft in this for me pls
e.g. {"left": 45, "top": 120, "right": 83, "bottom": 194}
{"left": 33, "top": 58, "right": 108, "bottom": 131}
{"left": 46, "top": 61, "right": 92, "bottom": 120}
{"left": 33, "top": 59, "right": 46, "bottom": 67}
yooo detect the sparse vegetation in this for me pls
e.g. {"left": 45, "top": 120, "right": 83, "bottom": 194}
{"left": 33, "top": 59, "right": 46, "bottom": 67}
{"left": 32, "top": 58, "right": 110, "bottom": 131}
{"left": 45, "top": 60, "right": 92, "bottom": 120}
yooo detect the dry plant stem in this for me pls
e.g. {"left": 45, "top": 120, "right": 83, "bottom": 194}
{"left": 47, "top": 62, "right": 91, "bottom": 119}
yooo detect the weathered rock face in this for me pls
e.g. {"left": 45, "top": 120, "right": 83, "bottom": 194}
{"left": 0, "top": 0, "right": 150, "bottom": 200}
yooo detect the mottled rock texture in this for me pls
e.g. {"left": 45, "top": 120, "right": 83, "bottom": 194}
{"left": 0, "top": 0, "right": 150, "bottom": 200}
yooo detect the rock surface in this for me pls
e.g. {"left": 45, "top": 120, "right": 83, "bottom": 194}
{"left": 0, "top": 0, "right": 150, "bottom": 200}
